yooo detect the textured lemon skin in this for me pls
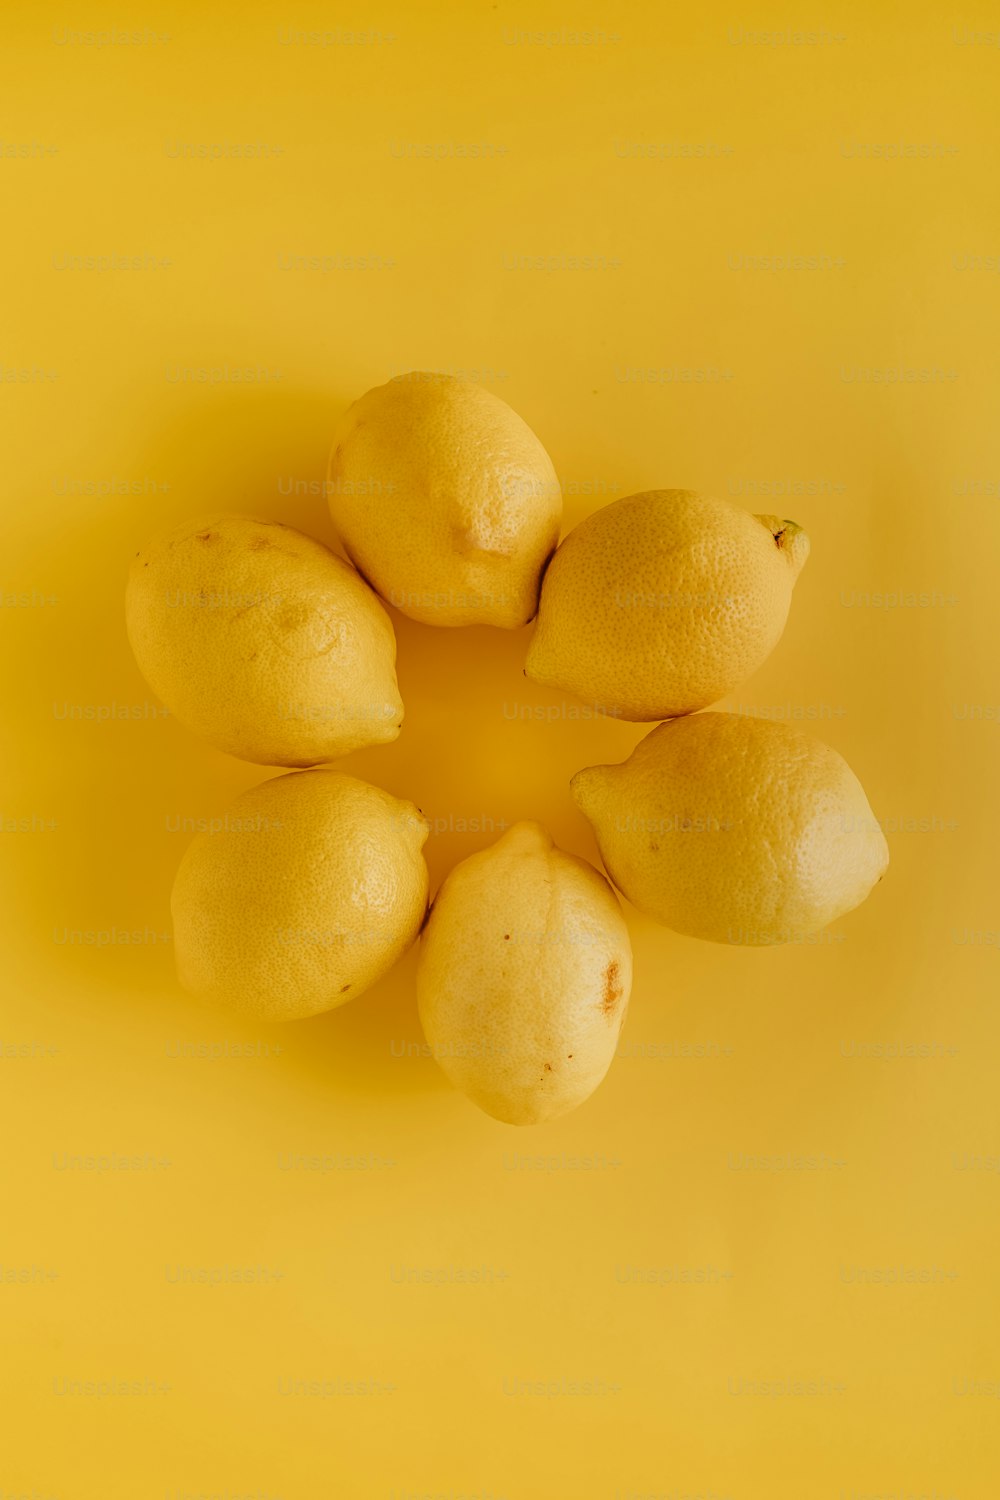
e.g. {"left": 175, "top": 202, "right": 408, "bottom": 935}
{"left": 571, "top": 713, "right": 888, "bottom": 946}
{"left": 416, "top": 822, "right": 632, "bottom": 1125}
{"left": 525, "top": 490, "right": 810, "bottom": 720}
{"left": 171, "top": 771, "right": 429, "bottom": 1021}
{"left": 126, "top": 514, "right": 403, "bottom": 766}
{"left": 327, "top": 373, "right": 562, "bottom": 628}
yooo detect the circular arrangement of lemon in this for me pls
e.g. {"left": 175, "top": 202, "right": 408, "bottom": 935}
{"left": 128, "top": 372, "right": 888, "bottom": 1126}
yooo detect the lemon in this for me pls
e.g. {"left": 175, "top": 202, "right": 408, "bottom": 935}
{"left": 571, "top": 713, "right": 888, "bottom": 945}
{"left": 171, "top": 770, "right": 429, "bottom": 1020}
{"left": 416, "top": 822, "right": 632, "bottom": 1125}
{"left": 327, "top": 373, "right": 561, "bottom": 627}
{"left": 126, "top": 514, "right": 403, "bottom": 766}
{"left": 526, "top": 489, "right": 810, "bottom": 719}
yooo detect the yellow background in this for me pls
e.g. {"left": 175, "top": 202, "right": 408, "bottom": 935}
{"left": 2, "top": 3, "right": 998, "bottom": 1496}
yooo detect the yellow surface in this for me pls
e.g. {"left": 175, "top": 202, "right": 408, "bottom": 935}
{"left": 1, "top": 3, "right": 997, "bottom": 1496}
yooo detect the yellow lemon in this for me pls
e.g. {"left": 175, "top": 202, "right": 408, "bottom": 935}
{"left": 127, "top": 514, "right": 403, "bottom": 766}
{"left": 417, "top": 822, "right": 632, "bottom": 1124}
{"left": 327, "top": 373, "right": 561, "bottom": 627}
{"left": 571, "top": 713, "right": 888, "bottom": 945}
{"left": 172, "top": 770, "right": 429, "bottom": 1020}
{"left": 526, "top": 489, "right": 810, "bottom": 719}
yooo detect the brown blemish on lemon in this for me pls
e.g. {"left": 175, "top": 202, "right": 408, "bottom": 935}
{"left": 601, "top": 959, "right": 624, "bottom": 1019}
